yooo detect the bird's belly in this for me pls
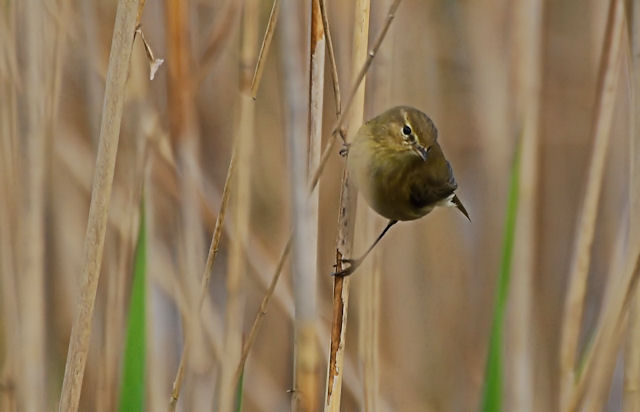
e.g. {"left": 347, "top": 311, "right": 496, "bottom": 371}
{"left": 357, "top": 163, "right": 430, "bottom": 221}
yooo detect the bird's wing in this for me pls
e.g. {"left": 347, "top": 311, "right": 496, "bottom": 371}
{"left": 408, "top": 162, "right": 458, "bottom": 209}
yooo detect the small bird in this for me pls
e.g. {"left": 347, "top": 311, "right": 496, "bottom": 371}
{"left": 334, "top": 106, "right": 469, "bottom": 276}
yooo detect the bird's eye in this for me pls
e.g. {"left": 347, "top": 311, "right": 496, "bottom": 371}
{"left": 402, "top": 125, "right": 412, "bottom": 136}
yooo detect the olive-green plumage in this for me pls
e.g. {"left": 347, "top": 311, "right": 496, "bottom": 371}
{"left": 333, "top": 106, "right": 468, "bottom": 276}
{"left": 348, "top": 105, "right": 469, "bottom": 221}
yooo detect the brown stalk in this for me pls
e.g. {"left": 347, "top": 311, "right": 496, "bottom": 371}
{"left": 19, "top": 0, "right": 50, "bottom": 410}
{"left": 0, "top": 4, "right": 20, "bottom": 411}
{"left": 58, "top": 0, "right": 143, "bottom": 410}
{"left": 217, "top": 0, "right": 258, "bottom": 410}
{"left": 250, "top": 0, "right": 280, "bottom": 100}
{"left": 324, "top": 1, "right": 371, "bottom": 410}
{"left": 318, "top": 0, "right": 341, "bottom": 116}
{"left": 558, "top": 0, "right": 625, "bottom": 408}
{"left": 625, "top": 0, "right": 640, "bottom": 410}
{"left": 324, "top": 0, "right": 370, "bottom": 412}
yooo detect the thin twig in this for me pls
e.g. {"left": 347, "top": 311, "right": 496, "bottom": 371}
{"left": 58, "top": 0, "right": 143, "bottom": 410}
{"left": 318, "top": 0, "right": 341, "bottom": 115}
{"left": 250, "top": 0, "right": 280, "bottom": 99}
{"left": 327, "top": 0, "right": 401, "bottom": 144}
{"left": 232, "top": 236, "right": 293, "bottom": 388}
{"left": 558, "top": 0, "right": 625, "bottom": 408}
{"left": 168, "top": 148, "right": 236, "bottom": 411}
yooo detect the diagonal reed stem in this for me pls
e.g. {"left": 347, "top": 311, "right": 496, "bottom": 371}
{"left": 58, "top": 1, "right": 143, "bottom": 411}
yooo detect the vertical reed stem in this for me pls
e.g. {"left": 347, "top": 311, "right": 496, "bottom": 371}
{"left": 218, "top": 1, "right": 258, "bottom": 410}
{"left": 59, "top": 1, "right": 143, "bottom": 410}
{"left": 507, "top": 0, "right": 543, "bottom": 410}
{"left": 625, "top": 1, "right": 640, "bottom": 411}
{"left": 324, "top": 1, "right": 370, "bottom": 410}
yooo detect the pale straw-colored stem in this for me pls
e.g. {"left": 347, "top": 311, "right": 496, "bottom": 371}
{"left": 20, "top": 0, "right": 49, "bottom": 410}
{"left": 250, "top": 0, "right": 279, "bottom": 100}
{"left": 324, "top": 1, "right": 370, "bottom": 410}
{"left": 217, "top": 0, "right": 258, "bottom": 410}
{"left": 558, "top": 0, "right": 625, "bottom": 409}
{"left": 356, "top": 2, "right": 394, "bottom": 409}
{"left": 286, "top": 0, "right": 325, "bottom": 408}
{"left": 506, "top": 0, "right": 543, "bottom": 410}
{"left": 58, "top": 1, "right": 143, "bottom": 410}
{"left": 625, "top": 1, "right": 640, "bottom": 410}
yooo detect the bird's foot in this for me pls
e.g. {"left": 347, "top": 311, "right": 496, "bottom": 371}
{"left": 330, "top": 258, "right": 359, "bottom": 277}
{"left": 339, "top": 142, "right": 350, "bottom": 157}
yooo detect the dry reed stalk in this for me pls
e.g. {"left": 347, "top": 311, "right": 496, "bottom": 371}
{"left": 250, "top": 0, "right": 279, "bottom": 100}
{"left": 581, "top": 204, "right": 631, "bottom": 410}
{"left": 234, "top": 0, "right": 399, "bottom": 400}
{"left": 20, "top": 1, "right": 49, "bottom": 409}
{"left": 217, "top": 0, "right": 258, "bottom": 410}
{"left": 566, "top": 252, "right": 640, "bottom": 411}
{"left": 356, "top": 208, "right": 380, "bottom": 412}
{"left": 324, "top": 1, "right": 370, "bottom": 410}
{"left": 168, "top": 148, "right": 236, "bottom": 410}
{"left": 318, "top": 0, "right": 340, "bottom": 116}
{"left": 506, "top": 0, "right": 543, "bottom": 410}
{"left": 197, "top": 0, "right": 242, "bottom": 85}
{"left": 58, "top": 0, "right": 143, "bottom": 410}
{"left": 356, "top": 3, "right": 394, "bottom": 409}
{"left": 0, "top": 6, "right": 20, "bottom": 411}
{"left": 625, "top": 1, "right": 640, "bottom": 410}
{"left": 166, "top": 0, "right": 212, "bottom": 406}
{"left": 285, "top": 0, "right": 324, "bottom": 409}
{"left": 558, "top": 0, "right": 625, "bottom": 408}
{"left": 232, "top": 0, "right": 399, "bottom": 402}
{"left": 97, "top": 43, "right": 152, "bottom": 412}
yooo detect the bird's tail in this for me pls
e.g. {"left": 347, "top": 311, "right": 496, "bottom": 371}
{"left": 452, "top": 194, "right": 471, "bottom": 221}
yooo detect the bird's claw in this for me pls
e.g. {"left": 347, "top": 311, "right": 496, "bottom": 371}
{"left": 339, "top": 142, "right": 350, "bottom": 157}
{"left": 330, "top": 257, "right": 357, "bottom": 277}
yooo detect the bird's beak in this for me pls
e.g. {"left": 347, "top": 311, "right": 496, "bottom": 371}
{"left": 413, "top": 144, "right": 429, "bottom": 162}
{"left": 452, "top": 195, "right": 471, "bottom": 221}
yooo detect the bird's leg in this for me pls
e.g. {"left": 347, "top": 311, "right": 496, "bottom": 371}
{"left": 332, "top": 220, "right": 398, "bottom": 277}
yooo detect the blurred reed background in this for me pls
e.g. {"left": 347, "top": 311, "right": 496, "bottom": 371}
{"left": 1, "top": 0, "right": 639, "bottom": 411}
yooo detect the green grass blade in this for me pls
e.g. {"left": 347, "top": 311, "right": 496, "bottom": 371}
{"left": 235, "top": 368, "right": 244, "bottom": 412}
{"left": 118, "top": 202, "right": 147, "bottom": 412}
{"left": 481, "top": 144, "right": 521, "bottom": 412}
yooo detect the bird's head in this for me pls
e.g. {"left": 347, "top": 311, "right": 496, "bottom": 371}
{"left": 368, "top": 106, "right": 438, "bottom": 162}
